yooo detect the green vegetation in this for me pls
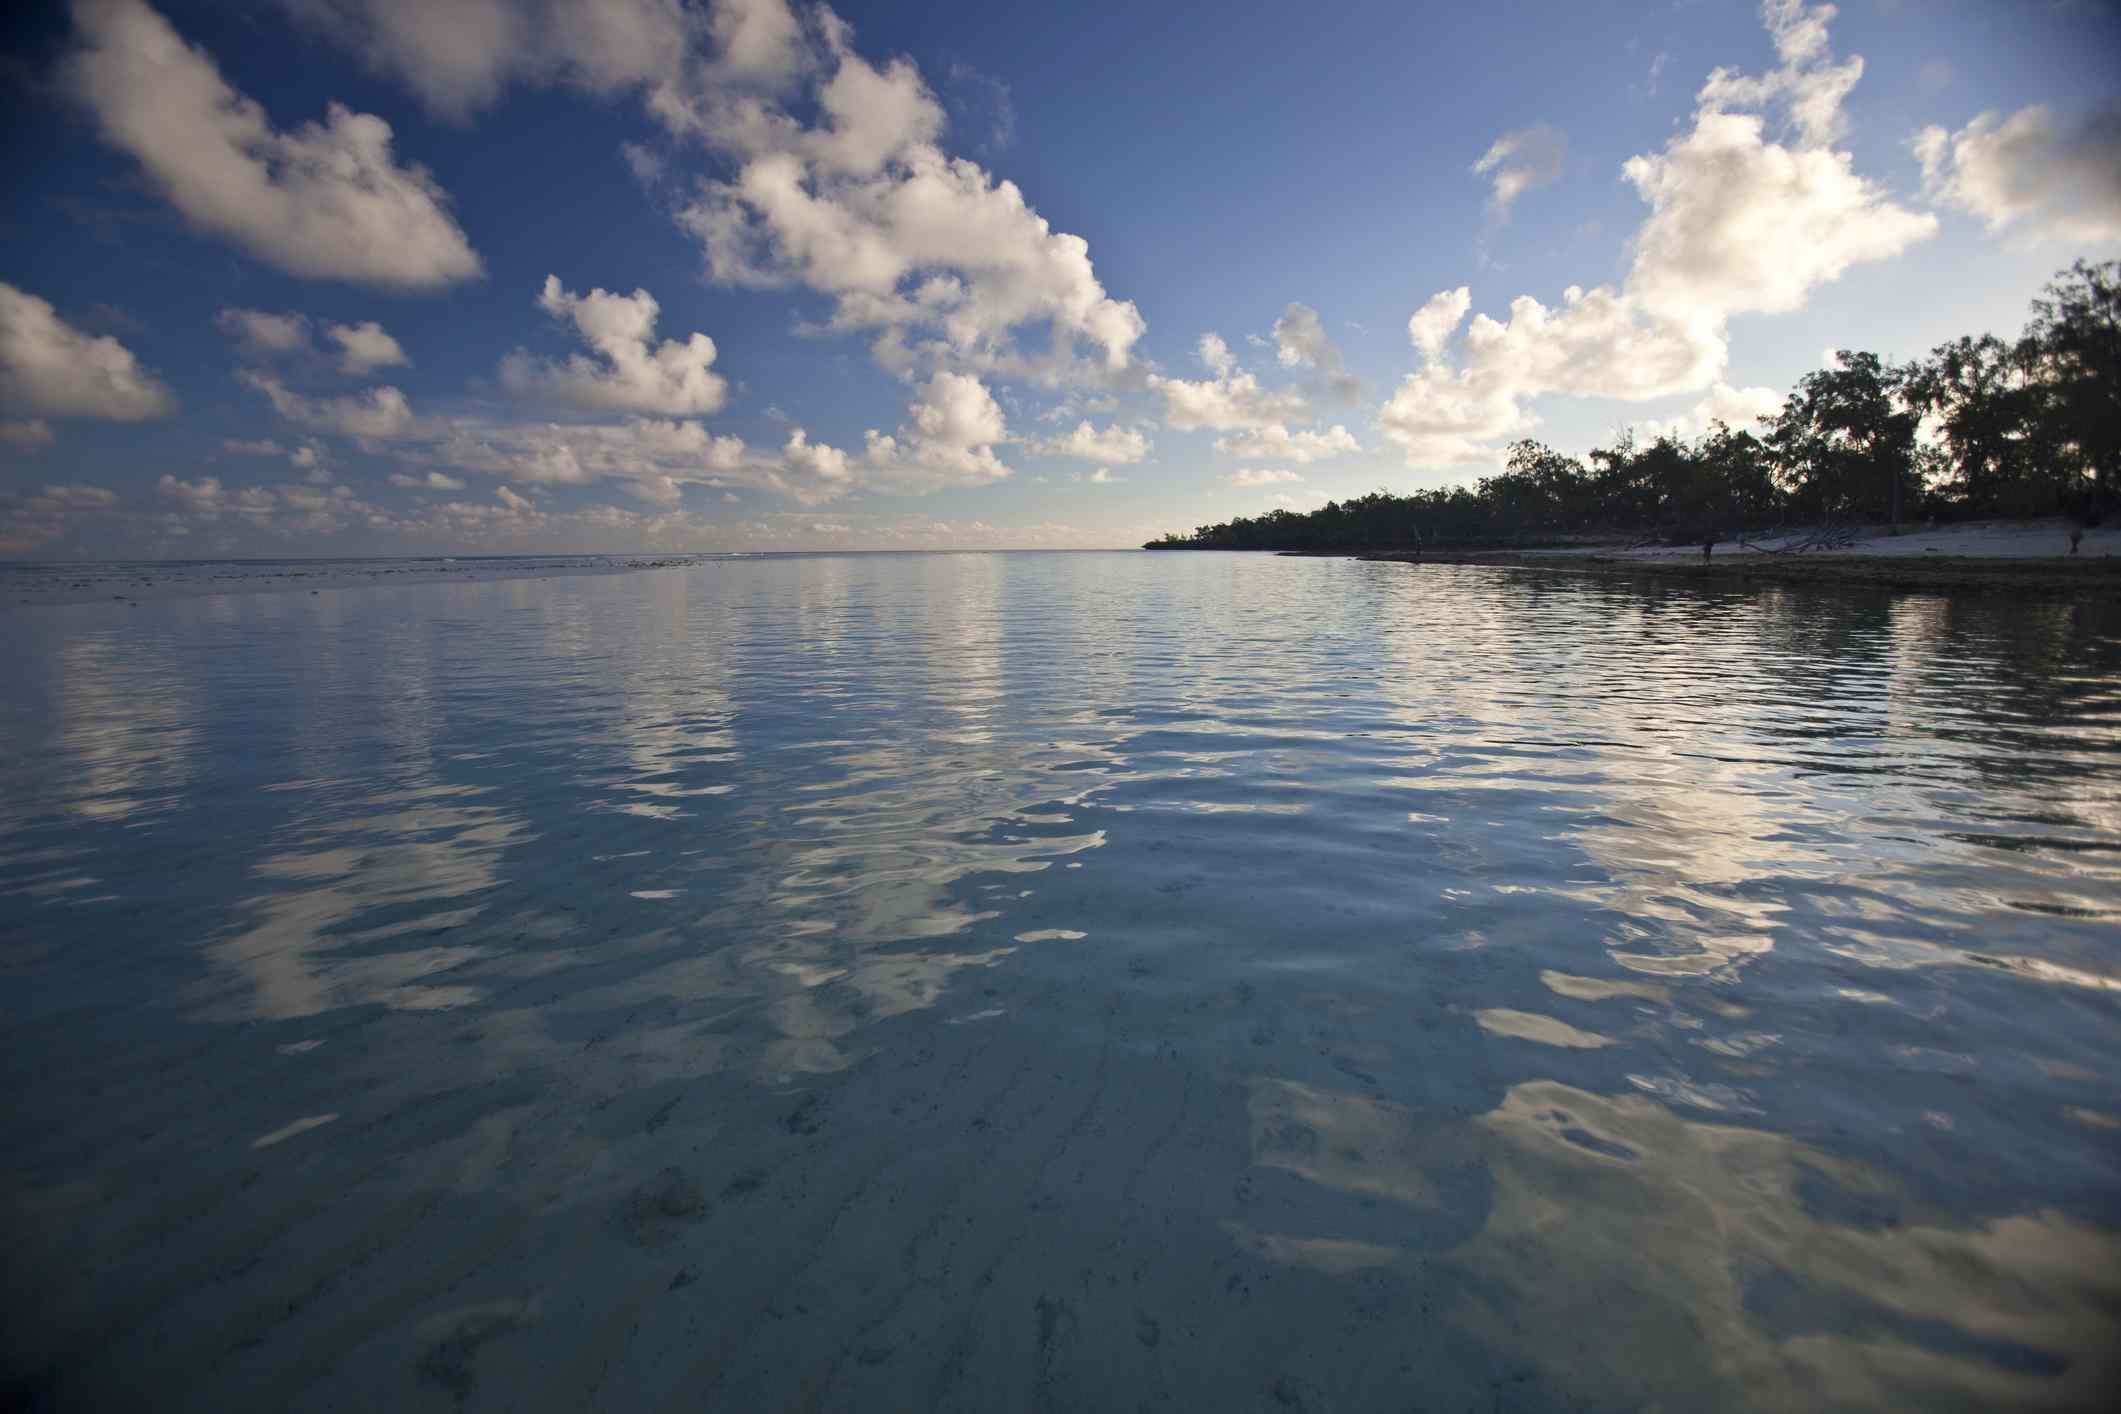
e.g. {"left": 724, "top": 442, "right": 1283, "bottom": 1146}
{"left": 1148, "top": 261, "right": 2119, "bottom": 552}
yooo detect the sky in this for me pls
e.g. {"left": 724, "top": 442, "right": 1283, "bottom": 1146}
{"left": 0, "top": 0, "right": 2117, "bottom": 558}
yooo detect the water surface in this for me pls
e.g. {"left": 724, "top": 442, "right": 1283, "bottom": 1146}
{"left": 3, "top": 552, "right": 2118, "bottom": 1411}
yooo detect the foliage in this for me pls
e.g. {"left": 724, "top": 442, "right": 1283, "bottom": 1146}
{"left": 1148, "top": 261, "right": 2114, "bottom": 551}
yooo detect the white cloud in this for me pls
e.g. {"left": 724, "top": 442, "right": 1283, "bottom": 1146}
{"left": 1230, "top": 467, "right": 1302, "bottom": 488}
{"left": 1272, "top": 303, "right": 1329, "bottom": 368}
{"left": 861, "top": 371, "right": 1011, "bottom": 489}
{"left": 399, "top": 413, "right": 856, "bottom": 508}
{"left": 38, "top": 483, "right": 119, "bottom": 508}
{"left": 0, "top": 481, "right": 126, "bottom": 552}
{"left": 1697, "top": 0, "right": 1862, "bottom": 147}
{"left": 1149, "top": 333, "right": 1311, "bottom": 431}
{"left": 327, "top": 320, "right": 410, "bottom": 375}
{"left": 277, "top": 0, "right": 704, "bottom": 119}
{"left": 1472, "top": 123, "right": 1565, "bottom": 223}
{"left": 1634, "top": 382, "right": 1786, "bottom": 442}
{"left": 1622, "top": 110, "right": 1936, "bottom": 319}
{"left": 775, "top": 427, "right": 853, "bottom": 500}
{"left": 1271, "top": 302, "right": 1360, "bottom": 399}
{"left": 156, "top": 474, "right": 231, "bottom": 512}
{"left": 215, "top": 307, "right": 312, "bottom": 358}
{"left": 495, "top": 485, "right": 533, "bottom": 511}
{"left": 1378, "top": 362, "right": 1532, "bottom": 468}
{"left": 2, "top": 419, "right": 57, "bottom": 449}
{"left": 670, "top": 8, "right": 1142, "bottom": 382}
{"left": 1040, "top": 419, "right": 1150, "bottom": 463}
{"left": 1381, "top": 0, "right": 1932, "bottom": 469}
{"left": 239, "top": 369, "right": 414, "bottom": 440}
{"left": 389, "top": 470, "right": 464, "bottom": 491}
{"left": 1213, "top": 423, "right": 1360, "bottom": 463}
{"left": 1408, "top": 287, "right": 1471, "bottom": 365}
{"left": 500, "top": 276, "right": 727, "bottom": 416}
{"left": 1914, "top": 104, "right": 2121, "bottom": 245}
{"left": 1087, "top": 466, "right": 1120, "bottom": 484}
{"left": 0, "top": 280, "right": 175, "bottom": 423}
{"left": 64, "top": 0, "right": 482, "bottom": 289}
{"left": 216, "top": 307, "right": 409, "bottom": 376}
{"left": 225, "top": 435, "right": 333, "bottom": 482}
{"left": 1384, "top": 289, "right": 1728, "bottom": 464}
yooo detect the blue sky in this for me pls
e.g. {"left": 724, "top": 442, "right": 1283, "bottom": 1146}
{"left": 1, "top": 0, "right": 2116, "bottom": 557}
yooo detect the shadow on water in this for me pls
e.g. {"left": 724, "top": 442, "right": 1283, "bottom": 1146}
{"left": 2, "top": 553, "right": 2118, "bottom": 1410}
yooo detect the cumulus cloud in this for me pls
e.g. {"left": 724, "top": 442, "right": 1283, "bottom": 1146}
{"left": 63, "top": 0, "right": 482, "bottom": 289}
{"left": 1698, "top": 0, "right": 1861, "bottom": 148}
{"left": 285, "top": 1, "right": 1139, "bottom": 383}
{"left": 1634, "top": 381, "right": 1786, "bottom": 442}
{"left": 2, "top": 419, "right": 57, "bottom": 449}
{"left": 1407, "top": 287, "right": 1472, "bottom": 364}
{"left": 1039, "top": 419, "right": 1150, "bottom": 463}
{"left": 1381, "top": 0, "right": 1932, "bottom": 468}
{"left": 1230, "top": 467, "right": 1302, "bottom": 488}
{"left": 398, "top": 412, "right": 856, "bottom": 508}
{"left": 239, "top": 369, "right": 414, "bottom": 440}
{"left": 1149, "top": 333, "right": 1312, "bottom": 431}
{"left": 1622, "top": 111, "right": 1936, "bottom": 320}
{"left": 1472, "top": 123, "right": 1565, "bottom": 223}
{"left": 1, "top": 281, "right": 175, "bottom": 424}
{"left": 216, "top": 307, "right": 410, "bottom": 375}
{"left": 1087, "top": 466, "right": 1120, "bottom": 484}
{"left": 39, "top": 483, "right": 119, "bottom": 508}
{"left": 1213, "top": 423, "right": 1360, "bottom": 463}
{"left": 389, "top": 470, "right": 464, "bottom": 491}
{"left": 0, "top": 484, "right": 116, "bottom": 552}
{"left": 225, "top": 436, "right": 333, "bottom": 482}
{"left": 215, "top": 307, "right": 313, "bottom": 358}
{"left": 0, "top": 482, "right": 126, "bottom": 551}
{"left": 861, "top": 371, "right": 1011, "bottom": 488}
{"left": 1914, "top": 104, "right": 2121, "bottom": 245}
{"left": 276, "top": 0, "right": 710, "bottom": 119}
{"left": 500, "top": 276, "right": 727, "bottom": 416}
{"left": 1270, "top": 302, "right": 1360, "bottom": 399}
{"left": 668, "top": 5, "right": 1142, "bottom": 382}
{"left": 327, "top": 320, "right": 410, "bottom": 375}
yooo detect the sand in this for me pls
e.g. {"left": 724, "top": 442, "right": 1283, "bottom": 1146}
{"left": 1356, "top": 519, "right": 2121, "bottom": 596}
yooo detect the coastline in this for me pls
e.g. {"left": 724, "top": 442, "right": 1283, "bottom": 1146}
{"left": 1282, "top": 520, "right": 2121, "bottom": 598}
{"left": 1347, "top": 548, "right": 2121, "bottom": 597}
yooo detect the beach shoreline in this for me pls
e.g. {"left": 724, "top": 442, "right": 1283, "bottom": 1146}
{"left": 1316, "top": 520, "right": 2121, "bottom": 597}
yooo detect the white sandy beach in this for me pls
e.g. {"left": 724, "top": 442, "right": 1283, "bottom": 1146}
{"left": 1525, "top": 518, "right": 2121, "bottom": 562}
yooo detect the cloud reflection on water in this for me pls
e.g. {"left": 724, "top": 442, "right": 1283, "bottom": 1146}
{"left": 2, "top": 555, "right": 2117, "bottom": 1409}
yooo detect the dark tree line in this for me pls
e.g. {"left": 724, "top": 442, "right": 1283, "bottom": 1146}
{"left": 1148, "top": 261, "right": 2118, "bottom": 551}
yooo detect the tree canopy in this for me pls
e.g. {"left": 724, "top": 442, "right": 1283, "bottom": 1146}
{"left": 1149, "top": 261, "right": 2116, "bottom": 552}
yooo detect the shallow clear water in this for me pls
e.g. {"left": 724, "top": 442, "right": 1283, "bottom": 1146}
{"left": 3, "top": 551, "right": 2118, "bottom": 1412}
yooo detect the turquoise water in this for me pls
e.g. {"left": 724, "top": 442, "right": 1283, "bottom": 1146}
{"left": 2, "top": 551, "right": 2118, "bottom": 1411}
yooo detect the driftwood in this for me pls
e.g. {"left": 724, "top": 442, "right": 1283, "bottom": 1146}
{"left": 1735, "top": 524, "right": 1864, "bottom": 555}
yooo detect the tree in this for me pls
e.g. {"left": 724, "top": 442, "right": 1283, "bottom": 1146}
{"left": 1766, "top": 351, "right": 1919, "bottom": 525}
{"left": 2023, "top": 259, "right": 2120, "bottom": 515}
{"left": 1903, "top": 334, "right": 2046, "bottom": 513}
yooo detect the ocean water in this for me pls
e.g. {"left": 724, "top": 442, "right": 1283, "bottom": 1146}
{"left": 2, "top": 550, "right": 2117, "bottom": 1412}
